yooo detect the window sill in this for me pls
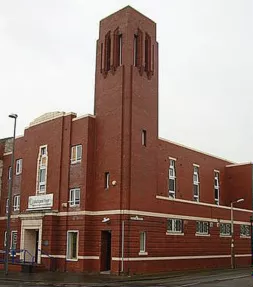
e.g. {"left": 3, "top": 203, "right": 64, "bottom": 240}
{"left": 138, "top": 251, "right": 148, "bottom": 256}
{"left": 66, "top": 258, "right": 78, "bottom": 262}
{"left": 240, "top": 235, "right": 251, "bottom": 239}
{"left": 220, "top": 235, "right": 231, "bottom": 238}
{"left": 70, "top": 161, "right": 81, "bottom": 165}
{"left": 195, "top": 233, "right": 210, "bottom": 237}
{"left": 166, "top": 232, "right": 184, "bottom": 236}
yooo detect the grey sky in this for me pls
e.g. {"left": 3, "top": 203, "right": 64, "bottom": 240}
{"left": 0, "top": 0, "right": 252, "bottom": 163}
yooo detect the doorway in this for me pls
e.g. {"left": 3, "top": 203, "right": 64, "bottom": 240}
{"left": 100, "top": 231, "right": 111, "bottom": 272}
{"left": 23, "top": 229, "right": 40, "bottom": 263}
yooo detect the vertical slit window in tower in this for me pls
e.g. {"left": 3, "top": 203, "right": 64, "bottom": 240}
{"left": 104, "top": 32, "right": 111, "bottom": 72}
{"left": 100, "top": 43, "right": 103, "bottom": 73}
{"left": 134, "top": 34, "right": 138, "bottom": 66}
{"left": 142, "top": 130, "right": 147, "bottom": 147}
{"left": 119, "top": 34, "right": 122, "bottom": 66}
{"left": 145, "top": 33, "right": 151, "bottom": 72}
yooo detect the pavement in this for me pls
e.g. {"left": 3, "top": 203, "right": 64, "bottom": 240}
{"left": 0, "top": 267, "right": 251, "bottom": 286}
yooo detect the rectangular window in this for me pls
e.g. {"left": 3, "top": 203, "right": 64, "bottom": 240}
{"left": 193, "top": 165, "right": 200, "bottom": 202}
{"left": 168, "top": 159, "right": 176, "bottom": 198}
{"left": 37, "top": 146, "right": 48, "bottom": 194}
{"left": 220, "top": 223, "right": 231, "bottom": 236}
{"left": 8, "top": 166, "right": 12, "bottom": 180}
{"left": 6, "top": 199, "right": 9, "bottom": 214}
{"left": 167, "top": 219, "right": 183, "bottom": 233}
{"left": 11, "top": 231, "right": 17, "bottom": 250}
{"left": 134, "top": 34, "right": 138, "bottom": 66}
{"left": 71, "top": 145, "right": 82, "bottom": 164}
{"left": 13, "top": 195, "right": 20, "bottom": 211}
{"left": 69, "top": 188, "right": 80, "bottom": 207}
{"left": 139, "top": 231, "right": 146, "bottom": 253}
{"left": 141, "top": 130, "right": 147, "bottom": 146}
{"left": 119, "top": 34, "right": 122, "bottom": 66}
{"left": 214, "top": 171, "right": 220, "bottom": 205}
{"left": 16, "top": 159, "right": 22, "bottom": 175}
{"left": 240, "top": 225, "right": 250, "bottom": 237}
{"left": 66, "top": 231, "right": 78, "bottom": 260}
{"left": 196, "top": 221, "right": 209, "bottom": 235}
{"left": 105, "top": 172, "right": 110, "bottom": 189}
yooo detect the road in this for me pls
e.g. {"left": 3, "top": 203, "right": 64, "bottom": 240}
{"left": 0, "top": 270, "right": 251, "bottom": 286}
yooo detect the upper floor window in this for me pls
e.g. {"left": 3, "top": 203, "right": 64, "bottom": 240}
{"left": 167, "top": 218, "right": 183, "bottom": 234}
{"left": 13, "top": 195, "right": 20, "bottom": 211}
{"left": 214, "top": 171, "right": 220, "bottom": 205}
{"left": 71, "top": 145, "right": 82, "bottom": 164}
{"left": 193, "top": 165, "right": 200, "bottom": 202}
{"left": 8, "top": 166, "right": 12, "bottom": 180}
{"left": 105, "top": 172, "right": 110, "bottom": 189}
{"left": 69, "top": 188, "right": 80, "bottom": 207}
{"left": 196, "top": 221, "right": 209, "bottom": 235}
{"left": 168, "top": 159, "right": 176, "bottom": 198}
{"left": 141, "top": 130, "right": 147, "bottom": 146}
{"left": 104, "top": 31, "right": 111, "bottom": 72}
{"left": 37, "top": 145, "right": 48, "bottom": 194}
{"left": 16, "top": 159, "right": 22, "bottom": 175}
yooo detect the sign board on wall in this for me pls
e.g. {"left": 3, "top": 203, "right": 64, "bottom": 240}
{"left": 28, "top": 194, "right": 53, "bottom": 210}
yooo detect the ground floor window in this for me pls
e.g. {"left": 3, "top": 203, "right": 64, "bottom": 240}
{"left": 240, "top": 225, "right": 250, "bottom": 237}
{"left": 220, "top": 223, "right": 231, "bottom": 236}
{"left": 196, "top": 221, "right": 209, "bottom": 235}
{"left": 139, "top": 231, "right": 146, "bottom": 254}
{"left": 167, "top": 218, "right": 183, "bottom": 233}
{"left": 66, "top": 231, "right": 78, "bottom": 260}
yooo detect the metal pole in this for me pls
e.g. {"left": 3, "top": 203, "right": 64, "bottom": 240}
{"left": 5, "top": 115, "right": 17, "bottom": 275}
{"left": 231, "top": 202, "right": 234, "bottom": 269}
{"left": 121, "top": 220, "right": 124, "bottom": 273}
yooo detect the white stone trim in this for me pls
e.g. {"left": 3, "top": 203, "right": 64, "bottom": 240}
{"left": 3, "top": 152, "right": 12, "bottom": 156}
{"left": 169, "top": 156, "right": 177, "bottom": 161}
{"left": 159, "top": 137, "right": 235, "bottom": 164}
{"left": 72, "top": 114, "right": 96, "bottom": 121}
{"left": 166, "top": 232, "right": 184, "bottom": 236}
{"left": 112, "top": 254, "right": 251, "bottom": 262}
{"left": 226, "top": 162, "right": 252, "bottom": 167}
{"left": 0, "top": 208, "right": 250, "bottom": 226}
{"left": 156, "top": 195, "right": 252, "bottom": 214}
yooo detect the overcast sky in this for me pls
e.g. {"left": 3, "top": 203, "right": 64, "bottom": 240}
{"left": 0, "top": 0, "right": 252, "bottom": 163}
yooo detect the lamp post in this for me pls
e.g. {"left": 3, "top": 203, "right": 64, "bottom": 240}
{"left": 4, "top": 114, "right": 18, "bottom": 275}
{"left": 231, "top": 198, "right": 244, "bottom": 269}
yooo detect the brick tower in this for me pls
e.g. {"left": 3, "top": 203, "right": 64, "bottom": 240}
{"left": 92, "top": 6, "right": 159, "bottom": 273}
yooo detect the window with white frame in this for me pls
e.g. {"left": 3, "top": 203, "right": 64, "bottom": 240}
{"left": 69, "top": 188, "right": 80, "bottom": 207}
{"left": 16, "top": 159, "right": 22, "bottom": 175}
{"left": 214, "top": 171, "right": 220, "bottom": 205}
{"left": 37, "top": 146, "right": 48, "bottom": 193}
{"left": 11, "top": 231, "right": 17, "bottom": 250}
{"left": 5, "top": 199, "right": 9, "bottom": 214}
{"left": 66, "top": 231, "right": 78, "bottom": 260}
{"left": 105, "top": 172, "right": 110, "bottom": 189}
{"left": 240, "top": 225, "right": 250, "bottom": 237}
{"left": 13, "top": 195, "right": 20, "bottom": 211}
{"left": 8, "top": 166, "right": 12, "bottom": 180}
{"left": 71, "top": 145, "right": 82, "bottom": 164}
{"left": 139, "top": 231, "right": 146, "bottom": 253}
{"left": 220, "top": 223, "right": 231, "bottom": 236}
{"left": 167, "top": 218, "right": 183, "bottom": 233}
{"left": 196, "top": 221, "right": 209, "bottom": 235}
{"left": 168, "top": 159, "right": 176, "bottom": 198}
{"left": 193, "top": 165, "right": 200, "bottom": 202}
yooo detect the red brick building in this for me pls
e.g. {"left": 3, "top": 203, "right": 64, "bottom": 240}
{"left": 0, "top": 6, "right": 252, "bottom": 274}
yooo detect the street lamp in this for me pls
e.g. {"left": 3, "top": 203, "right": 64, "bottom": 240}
{"left": 231, "top": 198, "right": 244, "bottom": 269}
{"left": 4, "top": 114, "right": 18, "bottom": 275}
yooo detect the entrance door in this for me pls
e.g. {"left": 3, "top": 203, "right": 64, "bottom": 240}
{"left": 100, "top": 231, "right": 111, "bottom": 271}
{"left": 23, "top": 229, "right": 40, "bottom": 263}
